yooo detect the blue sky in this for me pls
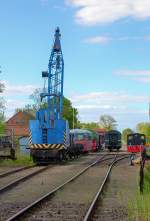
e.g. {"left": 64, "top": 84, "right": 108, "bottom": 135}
{"left": 1, "top": 0, "right": 150, "bottom": 130}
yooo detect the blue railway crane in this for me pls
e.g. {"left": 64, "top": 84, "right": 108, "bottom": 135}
{"left": 29, "top": 27, "right": 69, "bottom": 162}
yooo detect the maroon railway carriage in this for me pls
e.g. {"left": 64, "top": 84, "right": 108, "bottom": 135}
{"left": 127, "top": 133, "right": 146, "bottom": 153}
{"left": 70, "top": 129, "right": 93, "bottom": 153}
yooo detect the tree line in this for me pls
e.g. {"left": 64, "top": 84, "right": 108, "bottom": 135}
{"left": 1, "top": 82, "right": 150, "bottom": 142}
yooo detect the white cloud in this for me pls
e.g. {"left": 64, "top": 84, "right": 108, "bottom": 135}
{"left": 84, "top": 36, "right": 111, "bottom": 44}
{"left": 116, "top": 70, "right": 150, "bottom": 76}
{"left": 71, "top": 91, "right": 148, "bottom": 105}
{"left": 134, "top": 77, "right": 150, "bottom": 83}
{"left": 66, "top": 0, "right": 150, "bottom": 25}
{"left": 116, "top": 69, "right": 150, "bottom": 83}
{"left": 40, "top": 0, "right": 48, "bottom": 6}
{"left": 70, "top": 91, "right": 149, "bottom": 129}
{"left": 2, "top": 81, "right": 39, "bottom": 118}
{"left": 144, "top": 36, "right": 150, "bottom": 41}
{"left": 3, "top": 81, "right": 38, "bottom": 96}
{"left": 84, "top": 35, "right": 150, "bottom": 44}
{"left": 4, "top": 99, "right": 29, "bottom": 119}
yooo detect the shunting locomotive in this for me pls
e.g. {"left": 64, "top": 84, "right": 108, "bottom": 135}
{"left": 104, "top": 130, "right": 121, "bottom": 151}
{"left": 127, "top": 133, "right": 146, "bottom": 153}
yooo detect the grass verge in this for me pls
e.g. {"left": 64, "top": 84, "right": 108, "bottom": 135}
{"left": 128, "top": 164, "right": 150, "bottom": 221}
{"left": 0, "top": 154, "right": 34, "bottom": 167}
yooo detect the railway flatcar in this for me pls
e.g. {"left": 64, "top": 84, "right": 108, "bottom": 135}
{"left": 69, "top": 129, "right": 93, "bottom": 153}
{"left": 127, "top": 133, "right": 146, "bottom": 153}
{"left": 104, "top": 130, "right": 121, "bottom": 151}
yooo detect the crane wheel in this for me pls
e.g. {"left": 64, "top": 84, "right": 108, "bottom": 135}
{"left": 58, "top": 150, "right": 64, "bottom": 162}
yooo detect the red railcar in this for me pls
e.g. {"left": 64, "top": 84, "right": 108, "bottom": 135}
{"left": 70, "top": 129, "right": 93, "bottom": 152}
{"left": 127, "top": 133, "right": 146, "bottom": 153}
{"left": 92, "top": 139, "right": 97, "bottom": 152}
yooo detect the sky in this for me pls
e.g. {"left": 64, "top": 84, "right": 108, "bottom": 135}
{"left": 1, "top": 0, "right": 150, "bottom": 130}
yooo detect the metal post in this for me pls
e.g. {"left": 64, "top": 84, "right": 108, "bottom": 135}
{"left": 140, "top": 147, "right": 146, "bottom": 194}
{"left": 73, "top": 108, "right": 74, "bottom": 129}
{"left": 10, "top": 128, "right": 16, "bottom": 160}
{"left": 12, "top": 128, "right": 14, "bottom": 149}
{"left": 140, "top": 159, "right": 144, "bottom": 194}
{"left": 149, "top": 102, "right": 150, "bottom": 121}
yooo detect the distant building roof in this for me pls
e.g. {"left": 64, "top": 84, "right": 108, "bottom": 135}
{"left": 5, "top": 111, "right": 35, "bottom": 137}
{"left": 6, "top": 111, "right": 35, "bottom": 123}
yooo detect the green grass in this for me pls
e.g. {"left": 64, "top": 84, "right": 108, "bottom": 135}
{"left": 128, "top": 165, "right": 150, "bottom": 221}
{"left": 0, "top": 154, "right": 34, "bottom": 167}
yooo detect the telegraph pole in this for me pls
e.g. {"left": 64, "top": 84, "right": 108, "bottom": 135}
{"left": 0, "top": 66, "right": 3, "bottom": 93}
{"left": 149, "top": 102, "right": 150, "bottom": 121}
{"left": 73, "top": 108, "right": 75, "bottom": 129}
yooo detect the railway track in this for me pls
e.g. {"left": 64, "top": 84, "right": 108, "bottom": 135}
{"left": 6, "top": 153, "right": 129, "bottom": 221}
{"left": 83, "top": 155, "right": 128, "bottom": 221}
{"left": 0, "top": 165, "right": 51, "bottom": 194}
{"left": 0, "top": 166, "right": 35, "bottom": 178}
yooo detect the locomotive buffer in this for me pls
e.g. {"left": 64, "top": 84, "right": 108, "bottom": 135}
{"left": 29, "top": 27, "right": 69, "bottom": 162}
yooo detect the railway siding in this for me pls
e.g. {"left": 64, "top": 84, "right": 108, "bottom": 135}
{"left": 0, "top": 166, "right": 47, "bottom": 192}
{"left": 0, "top": 153, "right": 138, "bottom": 221}
{"left": 6, "top": 155, "right": 119, "bottom": 221}
{"left": 90, "top": 158, "right": 139, "bottom": 221}
{"left": 0, "top": 166, "right": 34, "bottom": 178}
{"left": 0, "top": 154, "right": 105, "bottom": 220}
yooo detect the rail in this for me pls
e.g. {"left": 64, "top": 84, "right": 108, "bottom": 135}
{"left": 6, "top": 154, "right": 117, "bottom": 221}
{"left": 0, "top": 166, "right": 50, "bottom": 194}
{"left": 83, "top": 154, "right": 129, "bottom": 221}
{"left": 0, "top": 165, "right": 35, "bottom": 178}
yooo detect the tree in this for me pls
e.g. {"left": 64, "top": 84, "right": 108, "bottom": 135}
{"left": 16, "top": 89, "right": 79, "bottom": 129}
{"left": 79, "top": 122, "right": 99, "bottom": 130}
{"left": 99, "top": 114, "right": 117, "bottom": 131}
{"left": 62, "top": 97, "right": 79, "bottom": 129}
{"left": 15, "top": 104, "right": 36, "bottom": 117}
{"left": 29, "top": 88, "right": 44, "bottom": 110}
{"left": 122, "top": 128, "right": 133, "bottom": 144}
{"left": 136, "top": 122, "right": 150, "bottom": 137}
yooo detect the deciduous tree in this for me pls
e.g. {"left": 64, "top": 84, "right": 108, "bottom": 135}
{"left": 79, "top": 122, "right": 99, "bottom": 130}
{"left": 136, "top": 122, "right": 150, "bottom": 137}
{"left": 99, "top": 114, "right": 117, "bottom": 131}
{"left": 16, "top": 89, "right": 79, "bottom": 129}
{"left": 122, "top": 128, "right": 133, "bottom": 144}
